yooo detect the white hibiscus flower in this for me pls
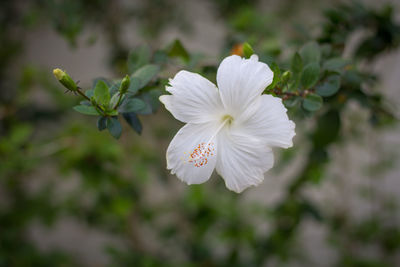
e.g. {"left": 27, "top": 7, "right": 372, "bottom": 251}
{"left": 160, "top": 54, "right": 295, "bottom": 193}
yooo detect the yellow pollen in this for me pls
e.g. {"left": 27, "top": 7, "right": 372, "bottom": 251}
{"left": 187, "top": 142, "right": 215, "bottom": 167}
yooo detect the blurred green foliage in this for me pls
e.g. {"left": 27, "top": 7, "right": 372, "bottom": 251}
{"left": 1, "top": 0, "right": 400, "bottom": 266}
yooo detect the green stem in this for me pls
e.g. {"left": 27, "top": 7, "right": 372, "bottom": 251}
{"left": 113, "top": 92, "right": 124, "bottom": 110}
{"left": 271, "top": 86, "right": 314, "bottom": 100}
{"left": 76, "top": 87, "right": 107, "bottom": 117}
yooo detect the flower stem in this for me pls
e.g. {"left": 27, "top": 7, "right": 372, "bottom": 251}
{"left": 271, "top": 86, "right": 314, "bottom": 100}
{"left": 76, "top": 87, "right": 107, "bottom": 116}
{"left": 113, "top": 93, "right": 123, "bottom": 110}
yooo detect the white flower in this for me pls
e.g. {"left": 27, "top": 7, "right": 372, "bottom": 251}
{"left": 159, "top": 55, "right": 295, "bottom": 193}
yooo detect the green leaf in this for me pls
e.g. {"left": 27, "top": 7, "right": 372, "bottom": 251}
{"left": 79, "top": 100, "right": 91, "bottom": 106}
{"left": 302, "top": 93, "right": 323, "bottom": 111}
{"left": 167, "top": 39, "right": 190, "bottom": 62}
{"left": 122, "top": 112, "right": 142, "bottom": 134}
{"left": 97, "top": 117, "right": 107, "bottom": 131}
{"left": 92, "top": 78, "right": 110, "bottom": 88}
{"left": 284, "top": 97, "right": 300, "bottom": 108}
{"left": 106, "top": 117, "right": 122, "bottom": 139}
{"left": 106, "top": 110, "right": 119, "bottom": 116}
{"left": 135, "top": 103, "right": 152, "bottom": 115}
{"left": 135, "top": 90, "right": 162, "bottom": 115}
{"left": 109, "top": 92, "right": 121, "bottom": 109}
{"left": 300, "top": 42, "right": 321, "bottom": 65}
{"left": 243, "top": 42, "right": 254, "bottom": 58}
{"left": 266, "top": 62, "right": 280, "bottom": 90}
{"left": 128, "top": 64, "right": 160, "bottom": 95}
{"left": 291, "top": 52, "right": 303, "bottom": 75}
{"left": 301, "top": 63, "right": 320, "bottom": 89}
{"left": 147, "top": 89, "right": 162, "bottom": 110}
{"left": 316, "top": 75, "right": 341, "bottom": 97}
{"left": 126, "top": 79, "right": 141, "bottom": 96}
{"left": 287, "top": 81, "right": 299, "bottom": 92}
{"left": 323, "top": 57, "right": 350, "bottom": 71}
{"left": 73, "top": 105, "right": 99, "bottom": 115}
{"left": 85, "top": 89, "right": 94, "bottom": 98}
{"left": 93, "top": 80, "right": 110, "bottom": 106}
{"left": 127, "top": 45, "right": 151, "bottom": 74}
{"left": 153, "top": 50, "right": 168, "bottom": 64}
{"left": 109, "top": 81, "right": 121, "bottom": 95}
{"left": 118, "top": 98, "right": 146, "bottom": 113}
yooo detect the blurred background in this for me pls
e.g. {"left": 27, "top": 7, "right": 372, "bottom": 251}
{"left": 1, "top": 0, "right": 400, "bottom": 266}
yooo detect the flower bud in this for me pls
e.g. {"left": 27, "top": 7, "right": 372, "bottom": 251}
{"left": 53, "top": 68, "right": 77, "bottom": 91}
{"left": 242, "top": 42, "right": 254, "bottom": 59}
{"left": 231, "top": 43, "right": 244, "bottom": 57}
{"left": 119, "top": 75, "right": 130, "bottom": 94}
{"left": 281, "top": 70, "right": 292, "bottom": 84}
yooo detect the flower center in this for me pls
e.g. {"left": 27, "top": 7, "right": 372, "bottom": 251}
{"left": 221, "top": 114, "right": 234, "bottom": 125}
{"left": 185, "top": 115, "right": 233, "bottom": 168}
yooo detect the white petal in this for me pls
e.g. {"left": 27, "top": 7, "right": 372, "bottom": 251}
{"left": 160, "top": 70, "right": 223, "bottom": 124}
{"left": 216, "top": 55, "right": 273, "bottom": 116}
{"left": 166, "top": 122, "right": 219, "bottom": 185}
{"left": 216, "top": 129, "right": 274, "bottom": 193}
{"left": 236, "top": 95, "right": 296, "bottom": 148}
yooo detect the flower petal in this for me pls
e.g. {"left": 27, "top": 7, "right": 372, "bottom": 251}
{"left": 160, "top": 70, "right": 223, "bottom": 124}
{"left": 237, "top": 95, "right": 296, "bottom": 148}
{"left": 216, "top": 55, "right": 273, "bottom": 116}
{"left": 216, "top": 129, "right": 274, "bottom": 193}
{"left": 167, "top": 122, "right": 219, "bottom": 185}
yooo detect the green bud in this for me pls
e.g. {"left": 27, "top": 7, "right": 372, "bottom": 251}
{"left": 281, "top": 70, "right": 292, "bottom": 84}
{"left": 119, "top": 75, "right": 130, "bottom": 94}
{"left": 53, "top": 68, "right": 77, "bottom": 91}
{"left": 243, "top": 42, "right": 254, "bottom": 59}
